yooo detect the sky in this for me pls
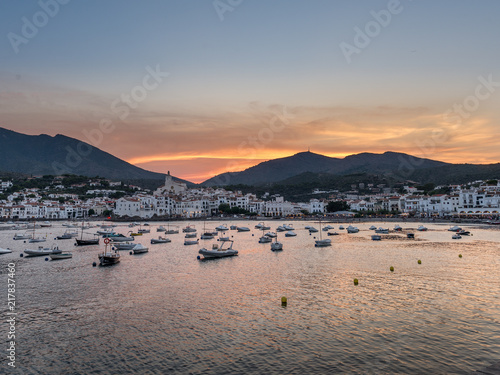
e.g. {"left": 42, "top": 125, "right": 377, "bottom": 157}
{"left": 1, "top": 0, "right": 499, "bottom": 183}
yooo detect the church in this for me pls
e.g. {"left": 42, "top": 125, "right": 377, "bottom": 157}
{"left": 154, "top": 171, "right": 188, "bottom": 196}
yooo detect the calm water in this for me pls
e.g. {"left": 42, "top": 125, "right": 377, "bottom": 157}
{"left": 0, "top": 220, "right": 499, "bottom": 374}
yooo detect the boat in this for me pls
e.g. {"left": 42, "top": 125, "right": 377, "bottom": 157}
{"left": 417, "top": 225, "right": 428, "bottom": 231}
{"left": 457, "top": 230, "right": 471, "bottom": 236}
{"left": 108, "top": 234, "right": 134, "bottom": 242}
{"left": 394, "top": 225, "right": 402, "bottom": 231}
{"left": 236, "top": 226, "right": 250, "bottom": 232}
{"left": 448, "top": 226, "right": 462, "bottom": 232}
{"left": 29, "top": 237, "right": 46, "bottom": 243}
{"left": 56, "top": 230, "right": 78, "bottom": 240}
{"left": 130, "top": 232, "right": 143, "bottom": 236}
{"left": 200, "top": 222, "right": 215, "bottom": 239}
{"left": 255, "top": 222, "right": 270, "bottom": 230}
{"left": 50, "top": 253, "right": 73, "bottom": 260}
{"left": 75, "top": 224, "right": 100, "bottom": 246}
{"left": 184, "top": 239, "right": 199, "bottom": 245}
{"left": 0, "top": 248, "right": 12, "bottom": 254}
{"left": 265, "top": 232, "right": 277, "bottom": 238}
{"left": 346, "top": 225, "right": 359, "bottom": 233}
{"left": 24, "top": 245, "right": 61, "bottom": 257}
{"left": 96, "top": 229, "right": 115, "bottom": 235}
{"left": 375, "top": 227, "right": 389, "bottom": 234}
{"left": 138, "top": 228, "right": 150, "bottom": 234}
{"left": 112, "top": 242, "right": 136, "bottom": 250}
{"left": 315, "top": 219, "right": 331, "bottom": 247}
{"left": 452, "top": 234, "right": 462, "bottom": 239}
{"left": 13, "top": 233, "right": 32, "bottom": 240}
{"left": 276, "top": 225, "right": 287, "bottom": 232}
{"left": 151, "top": 236, "right": 171, "bottom": 244}
{"left": 40, "top": 221, "right": 52, "bottom": 227}
{"left": 308, "top": 227, "right": 318, "bottom": 233}
{"left": 339, "top": 225, "right": 345, "bottom": 230}
{"left": 183, "top": 225, "right": 197, "bottom": 233}
{"left": 283, "top": 224, "right": 294, "bottom": 231}
{"left": 407, "top": 233, "right": 415, "bottom": 239}
{"left": 230, "top": 225, "right": 238, "bottom": 230}
{"left": 132, "top": 243, "right": 149, "bottom": 254}
{"left": 164, "top": 225, "right": 180, "bottom": 235}
{"left": 327, "top": 232, "right": 339, "bottom": 236}
{"left": 156, "top": 225, "right": 166, "bottom": 232}
{"left": 369, "top": 225, "right": 377, "bottom": 230}
{"left": 322, "top": 225, "right": 334, "bottom": 231}
{"left": 271, "top": 237, "right": 283, "bottom": 251}
{"left": 258, "top": 235, "right": 272, "bottom": 243}
{"left": 371, "top": 234, "right": 382, "bottom": 241}
{"left": 185, "top": 232, "right": 197, "bottom": 238}
{"left": 98, "top": 241, "right": 120, "bottom": 266}
{"left": 285, "top": 231, "right": 297, "bottom": 237}
{"left": 198, "top": 240, "right": 238, "bottom": 259}
{"left": 215, "top": 224, "right": 228, "bottom": 231}
{"left": 218, "top": 236, "right": 231, "bottom": 242}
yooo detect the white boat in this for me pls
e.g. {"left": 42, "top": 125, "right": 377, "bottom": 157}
{"left": 132, "top": 243, "right": 149, "bottom": 254}
{"left": 339, "top": 225, "right": 345, "bottom": 230}
{"left": 308, "top": 227, "right": 318, "bottom": 233}
{"left": 109, "top": 234, "right": 134, "bottom": 242}
{"left": 151, "top": 236, "right": 171, "bottom": 244}
{"left": 346, "top": 225, "right": 359, "bottom": 233}
{"left": 265, "top": 232, "right": 277, "bottom": 238}
{"left": 452, "top": 234, "right": 462, "bottom": 240}
{"left": 457, "top": 230, "right": 471, "bottom": 236}
{"left": 283, "top": 224, "right": 294, "bottom": 231}
{"left": 369, "top": 225, "right": 377, "bottom": 230}
{"left": 96, "top": 229, "right": 115, "bottom": 235}
{"left": 183, "top": 225, "right": 197, "bottom": 233}
{"left": 327, "top": 232, "right": 339, "bottom": 236}
{"left": 198, "top": 240, "right": 238, "bottom": 259}
{"left": 304, "top": 225, "right": 311, "bottom": 230}
{"left": 218, "top": 236, "right": 231, "bottom": 242}
{"left": 371, "top": 235, "right": 382, "bottom": 241}
{"left": 276, "top": 225, "right": 287, "bottom": 232}
{"left": 113, "top": 242, "right": 136, "bottom": 250}
{"left": 50, "top": 253, "right": 73, "bottom": 260}
{"left": 271, "top": 237, "right": 283, "bottom": 251}
{"left": 40, "top": 221, "right": 52, "bottom": 227}
{"left": 322, "top": 225, "right": 334, "bottom": 231}
{"left": 201, "top": 232, "right": 215, "bottom": 239}
{"left": 164, "top": 224, "right": 179, "bottom": 234}
{"left": 0, "top": 248, "right": 12, "bottom": 254}
{"left": 57, "top": 230, "right": 78, "bottom": 240}
{"left": 29, "top": 237, "right": 46, "bottom": 243}
{"left": 216, "top": 224, "right": 229, "bottom": 231}
{"left": 417, "top": 225, "right": 428, "bottom": 231}
{"left": 375, "top": 227, "right": 389, "bottom": 234}
{"left": 259, "top": 236, "right": 272, "bottom": 243}
{"left": 184, "top": 239, "right": 199, "bottom": 245}
{"left": 285, "top": 231, "right": 297, "bottom": 237}
{"left": 448, "top": 226, "right": 462, "bottom": 232}
{"left": 13, "top": 233, "right": 32, "bottom": 240}
{"left": 394, "top": 225, "right": 402, "bottom": 231}
{"left": 156, "top": 225, "right": 166, "bottom": 232}
{"left": 255, "top": 222, "right": 270, "bottom": 230}
{"left": 24, "top": 245, "right": 61, "bottom": 257}
{"left": 185, "top": 232, "right": 197, "bottom": 238}
{"left": 315, "top": 238, "right": 331, "bottom": 247}
{"left": 237, "top": 226, "right": 250, "bottom": 232}
{"left": 230, "top": 225, "right": 238, "bottom": 230}
{"left": 137, "top": 228, "right": 150, "bottom": 234}
{"left": 98, "top": 249, "right": 120, "bottom": 266}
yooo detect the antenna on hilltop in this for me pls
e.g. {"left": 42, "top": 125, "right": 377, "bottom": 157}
{"left": 308, "top": 146, "right": 310, "bottom": 152}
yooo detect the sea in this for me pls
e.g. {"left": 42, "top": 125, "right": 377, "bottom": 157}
{"left": 0, "top": 220, "right": 499, "bottom": 374}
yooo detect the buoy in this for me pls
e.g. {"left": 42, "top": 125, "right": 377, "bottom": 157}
{"left": 45, "top": 258, "right": 49, "bottom": 261}
{"left": 417, "top": 259, "right": 422, "bottom": 264}
{"left": 129, "top": 251, "right": 133, "bottom": 255}
{"left": 353, "top": 278, "right": 359, "bottom": 285}
{"left": 281, "top": 296, "right": 287, "bottom": 306}
{"left": 20, "top": 253, "right": 23, "bottom": 257}
{"left": 459, "top": 254, "right": 462, "bottom": 258}
{"left": 92, "top": 262, "right": 97, "bottom": 267}
{"left": 390, "top": 266, "right": 394, "bottom": 272}
{"left": 252, "top": 234, "right": 254, "bottom": 236}
{"left": 197, "top": 255, "right": 200, "bottom": 260}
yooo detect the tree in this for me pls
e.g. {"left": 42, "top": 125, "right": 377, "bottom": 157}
{"left": 88, "top": 209, "right": 96, "bottom": 216}
{"left": 218, "top": 203, "right": 231, "bottom": 213}
{"left": 326, "top": 200, "right": 350, "bottom": 213}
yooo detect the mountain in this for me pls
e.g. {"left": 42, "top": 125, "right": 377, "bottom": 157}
{"left": 0, "top": 127, "right": 172, "bottom": 181}
{"left": 202, "top": 151, "right": 449, "bottom": 186}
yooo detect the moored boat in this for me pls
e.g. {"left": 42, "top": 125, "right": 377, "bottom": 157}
{"left": 198, "top": 240, "right": 238, "bottom": 259}
{"left": 151, "top": 236, "right": 171, "bottom": 244}
{"left": 24, "top": 245, "right": 61, "bottom": 257}
{"left": 132, "top": 243, "right": 149, "bottom": 254}
{"left": 50, "top": 253, "right": 73, "bottom": 260}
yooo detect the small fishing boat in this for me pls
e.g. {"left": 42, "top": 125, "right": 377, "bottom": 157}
{"left": 183, "top": 225, "right": 197, "bottom": 233}
{"left": 184, "top": 239, "right": 199, "bottom": 245}
{"left": 407, "top": 233, "right": 415, "bottom": 239}
{"left": 371, "top": 234, "right": 382, "bottom": 241}
{"left": 132, "top": 243, "right": 149, "bottom": 254}
{"left": 198, "top": 240, "right": 238, "bottom": 259}
{"left": 452, "top": 234, "right": 462, "bottom": 240}
{"left": 259, "top": 235, "right": 272, "bottom": 243}
{"left": 13, "top": 233, "right": 31, "bottom": 240}
{"left": 56, "top": 230, "right": 77, "bottom": 240}
{"left": 98, "top": 240, "right": 120, "bottom": 266}
{"left": 271, "top": 237, "right": 283, "bottom": 251}
{"left": 50, "top": 253, "right": 73, "bottom": 260}
{"left": 24, "top": 245, "right": 61, "bottom": 257}
{"left": 265, "top": 232, "right": 277, "bottom": 238}
{"left": 216, "top": 224, "right": 229, "bottom": 231}
{"left": 285, "top": 231, "right": 297, "bottom": 237}
{"left": 369, "top": 225, "right": 377, "bottom": 230}
{"left": 346, "top": 225, "right": 359, "bottom": 233}
{"left": 394, "top": 225, "right": 402, "bottom": 231}
{"left": 0, "top": 248, "right": 12, "bottom": 254}
{"left": 185, "top": 232, "right": 197, "bottom": 238}
{"left": 308, "top": 227, "right": 318, "bottom": 233}
{"left": 150, "top": 236, "right": 171, "bottom": 244}
{"left": 315, "top": 238, "right": 331, "bottom": 247}
{"left": 339, "top": 225, "right": 345, "bottom": 230}
{"left": 327, "top": 232, "right": 340, "bottom": 236}
{"left": 375, "top": 227, "right": 389, "bottom": 234}
{"left": 230, "top": 225, "right": 238, "bottom": 230}
{"left": 457, "top": 230, "right": 470, "bottom": 236}
{"left": 448, "top": 226, "right": 462, "bottom": 232}
{"left": 113, "top": 242, "right": 136, "bottom": 250}
{"left": 417, "top": 225, "right": 428, "bottom": 231}
{"left": 108, "top": 234, "right": 134, "bottom": 242}
{"left": 255, "top": 222, "right": 270, "bottom": 230}
{"left": 236, "top": 226, "right": 250, "bottom": 232}
{"left": 156, "top": 225, "right": 166, "bottom": 232}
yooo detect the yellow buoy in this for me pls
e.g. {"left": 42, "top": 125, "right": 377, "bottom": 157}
{"left": 353, "top": 278, "right": 359, "bottom": 285}
{"left": 417, "top": 259, "right": 422, "bottom": 264}
{"left": 390, "top": 266, "right": 394, "bottom": 272}
{"left": 459, "top": 254, "right": 462, "bottom": 258}
{"left": 281, "top": 296, "right": 287, "bottom": 306}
